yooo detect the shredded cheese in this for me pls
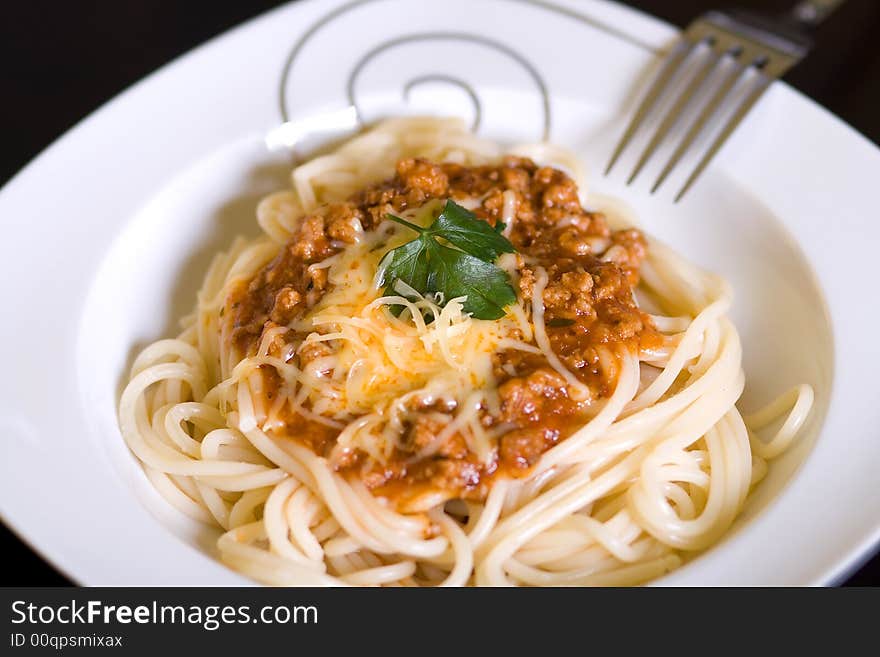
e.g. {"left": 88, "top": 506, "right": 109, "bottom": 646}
{"left": 235, "top": 199, "right": 582, "bottom": 465}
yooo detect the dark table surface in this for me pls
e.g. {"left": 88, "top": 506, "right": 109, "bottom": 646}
{"left": 2, "top": 0, "right": 878, "bottom": 586}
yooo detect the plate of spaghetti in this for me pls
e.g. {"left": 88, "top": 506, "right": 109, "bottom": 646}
{"left": 1, "top": 0, "right": 878, "bottom": 586}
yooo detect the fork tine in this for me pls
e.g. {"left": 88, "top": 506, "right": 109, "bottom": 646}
{"left": 651, "top": 57, "right": 746, "bottom": 194}
{"left": 674, "top": 72, "right": 772, "bottom": 202}
{"left": 626, "top": 42, "right": 722, "bottom": 185}
{"left": 605, "top": 39, "right": 694, "bottom": 176}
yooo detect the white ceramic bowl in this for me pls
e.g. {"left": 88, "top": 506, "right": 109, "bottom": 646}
{"left": 1, "top": 0, "right": 877, "bottom": 585}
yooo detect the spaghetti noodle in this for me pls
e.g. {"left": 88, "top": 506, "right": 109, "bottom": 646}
{"left": 118, "top": 117, "right": 813, "bottom": 586}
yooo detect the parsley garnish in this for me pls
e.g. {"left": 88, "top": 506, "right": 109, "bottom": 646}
{"left": 377, "top": 200, "right": 517, "bottom": 320}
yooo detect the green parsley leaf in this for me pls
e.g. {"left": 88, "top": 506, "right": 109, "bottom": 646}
{"left": 379, "top": 200, "right": 518, "bottom": 320}
{"left": 424, "top": 240, "right": 517, "bottom": 320}
{"left": 377, "top": 237, "right": 429, "bottom": 293}
{"left": 431, "top": 200, "right": 515, "bottom": 262}
{"left": 376, "top": 238, "right": 429, "bottom": 316}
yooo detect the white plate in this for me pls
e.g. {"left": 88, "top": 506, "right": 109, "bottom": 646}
{"left": 1, "top": 0, "right": 878, "bottom": 586}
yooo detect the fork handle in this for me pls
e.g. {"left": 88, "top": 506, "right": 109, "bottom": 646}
{"left": 789, "top": 0, "right": 846, "bottom": 27}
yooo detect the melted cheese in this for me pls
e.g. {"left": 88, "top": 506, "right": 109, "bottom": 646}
{"left": 245, "top": 204, "right": 520, "bottom": 463}
{"left": 237, "top": 201, "right": 584, "bottom": 466}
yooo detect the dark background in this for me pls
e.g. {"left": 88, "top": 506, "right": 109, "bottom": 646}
{"left": 1, "top": 0, "right": 878, "bottom": 586}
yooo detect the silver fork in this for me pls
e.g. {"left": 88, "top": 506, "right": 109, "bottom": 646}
{"left": 606, "top": 0, "right": 845, "bottom": 201}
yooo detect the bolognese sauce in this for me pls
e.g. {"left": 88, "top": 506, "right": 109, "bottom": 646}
{"left": 225, "top": 156, "right": 660, "bottom": 509}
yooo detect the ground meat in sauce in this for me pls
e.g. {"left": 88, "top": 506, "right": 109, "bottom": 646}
{"left": 225, "top": 156, "right": 659, "bottom": 507}
{"left": 227, "top": 205, "right": 364, "bottom": 350}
